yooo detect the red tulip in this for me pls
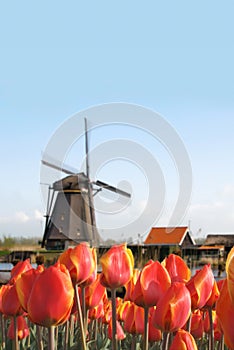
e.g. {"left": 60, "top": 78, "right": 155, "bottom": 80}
{"left": 189, "top": 310, "right": 204, "bottom": 339}
{"left": 132, "top": 260, "right": 171, "bottom": 307}
{"left": 84, "top": 274, "right": 106, "bottom": 309}
{"left": 124, "top": 302, "right": 144, "bottom": 334}
{"left": 169, "top": 329, "right": 198, "bottom": 350}
{"left": 1, "top": 283, "right": 23, "bottom": 316}
{"left": 100, "top": 243, "right": 134, "bottom": 289}
{"left": 59, "top": 242, "right": 97, "bottom": 286}
{"left": 186, "top": 264, "right": 214, "bottom": 310}
{"left": 7, "top": 315, "right": 29, "bottom": 340}
{"left": 16, "top": 265, "right": 44, "bottom": 312}
{"left": 26, "top": 262, "right": 74, "bottom": 327}
{"left": 108, "top": 319, "right": 125, "bottom": 340}
{"left": 10, "top": 259, "right": 33, "bottom": 284}
{"left": 152, "top": 282, "right": 191, "bottom": 332}
{"left": 163, "top": 254, "right": 191, "bottom": 283}
{"left": 88, "top": 299, "right": 105, "bottom": 320}
{"left": 204, "top": 279, "right": 220, "bottom": 308}
{"left": 216, "top": 278, "right": 234, "bottom": 349}
{"left": 117, "top": 300, "right": 131, "bottom": 322}
{"left": 148, "top": 308, "right": 162, "bottom": 342}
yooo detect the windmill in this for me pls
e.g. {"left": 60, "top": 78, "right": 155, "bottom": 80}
{"left": 41, "top": 118, "right": 131, "bottom": 250}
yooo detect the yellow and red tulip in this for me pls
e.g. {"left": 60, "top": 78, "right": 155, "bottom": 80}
{"left": 132, "top": 260, "right": 171, "bottom": 307}
{"left": 189, "top": 310, "right": 204, "bottom": 339}
{"left": 16, "top": 265, "right": 44, "bottom": 312}
{"left": 186, "top": 264, "right": 214, "bottom": 310}
{"left": 124, "top": 268, "right": 140, "bottom": 301}
{"left": 152, "top": 282, "right": 191, "bottom": 332}
{"left": 9, "top": 259, "right": 33, "bottom": 284}
{"left": 100, "top": 243, "right": 134, "bottom": 289}
{"left": 169, "top": 329, "right": 198, "bottom": 350}
{"left": 123, "top": 302, "right": 144, "bottom": 335}
{"left": 162, "top": 253, "right": 191, "bottom": 283}
{"left": 59, "top": 242, "right": 97, "bottom": 286}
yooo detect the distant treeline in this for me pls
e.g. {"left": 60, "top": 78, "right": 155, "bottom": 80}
{"left": 0, "top": 235, "right": 40, "bottom": 248}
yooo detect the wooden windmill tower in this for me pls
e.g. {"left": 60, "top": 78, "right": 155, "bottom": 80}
{"left": 41, "top": 119, "right": 131, "bottom": 250}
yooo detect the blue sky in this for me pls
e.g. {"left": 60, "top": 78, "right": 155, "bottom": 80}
{"left": 0, "top": 1, "right": 234, "bottom": 242}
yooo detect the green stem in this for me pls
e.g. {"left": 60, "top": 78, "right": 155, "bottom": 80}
{"left": 75, "top": 284, "right": 87, "bottom": 350}
{"left": 48, "top": 326, "right": 55, "bottom": 350}
{"left": 81, "top": 286, "right": 88, "bottom": 335}
{"left": 0, "top": 313, "right": 6, "bottom": 350}
{"left": 111, "top": 288, "right": 117, "bottom": 350}
{"left": 64, "top": 319, "right": 69, "bottom": 350}
{"left": 13, "top": 316, "right": 19, "bottom": 350}
{"left": 208, "top": 307, "right": 214, "bottom": 350}
{"left": 143, "top": 307, "right": 149, "bottom": 350}
{"left": 131, "top": 334, "right": 136, "bottom": 350}
{"left": 162, "top": 332, "right": 170, "bottom": 350}
{"left": 36, "top": 325, "right": 44, "bottom": 350}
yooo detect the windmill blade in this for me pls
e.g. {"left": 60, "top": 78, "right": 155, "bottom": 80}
{"left": 84, "top": 117, "right": 90, "bottom": 180}
{"left": 95, "top": 180, "right": 131, "bottom": 198}
{"left": 41, "top": 156, "right": 77, "bottom": 175}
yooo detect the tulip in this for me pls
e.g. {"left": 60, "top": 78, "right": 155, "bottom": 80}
{"left": 124, "top": 302, "right": 144, "bottom": 335}
{"left": 88, "top": 300, "right": 105, "bottom": 320}
{"left": 100, "top": 243, "right": 134, "bottom": 350}
{"left": 10, "top": 259, "right": 33, "bottom": 284}
{"left": 26, "top": 262, "right": 74, "bottom": 327}
{"left": 100, "top": 243, "right": 134, "bottom": 289}
{"left": 59, "top": 242, "right": 97, "bottom": 286}
{"left": 148, "top": 309, "right": 162, "bottom": 343}
{"left": 216, "top": 278, "right": 234, "bottom": 349}
{"left": 225, "top": 246, "right": 234, "bottom": 304}
{"left": 16, "top": 265, "right": 44, "bottom": 312}
{"left": 186, "top": 264, "right": 214, "bottom": 310}
{"left": 117, "top": 300, "right": 131, "bottom": 322}
{"left": 7, "top": 315, "right": 29, "bottom": 340}
{"left": 169, "top": 329, "right": 198, "bottom": 350}
{"left": 152, "top": 282, "right": 191, "bottom": 333}
{"left": 132, "top": 260, "right": 171, "bottom": 308}
{"left": 162, "top": 254, "right": 191, "bottom": 283}
{"left": 107, "top": 319, "right": 125, "bottom": 341}
{"left": 1, "top": 283, "right": 23, "bottom": 316}
{"left": 189, "top": 310, "right": 204, "bottom": 339}
{"left": 84, "top": 274, "right": 106, "bottom": 310}
{"left": 124, "top": 268, "right": 140, "bottom": 301}
{"left": 204, "top": 279, "right": 220, "bottom": 308}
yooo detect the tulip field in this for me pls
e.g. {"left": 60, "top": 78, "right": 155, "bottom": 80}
{"left": 0, "top": 242, "right": 234, "bottom": 350}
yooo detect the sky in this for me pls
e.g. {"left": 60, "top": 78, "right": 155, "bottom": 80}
{"left": 0, "top": 1, "right": 234, "bottom": 243}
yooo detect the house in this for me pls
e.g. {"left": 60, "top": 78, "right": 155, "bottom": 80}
{"left": 203, "top": 234, "right": 234, "bottom": 256}
{"left": 144, "top": 226, "right": 196, "bottom": 261}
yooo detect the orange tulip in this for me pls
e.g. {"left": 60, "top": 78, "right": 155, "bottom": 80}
{"left": 88, "top": 299, "right": 105, "bottom": 320}
{"left": 26, "top": 262, "right": 74, "bottom": 327}
{"left": 16, "top": 265, "right": 44, "bottom": 312}
{"left": 162, "top": 254, "right": 191, "bottom": 283}
{"left": 132, "top": 260, "right": 171, "bottom": 307}
{"left": 59, "top": 242, "right": 97, "bottom": 286}
{"left": 100, "top": 243, "right": 134, "bottom": 289}
{"left": 216, "top": 278, "right": 234, "bottom": 349}
{"left": 169, "top": 329, "right": 198, "bottom": 350}
{"left": 152, "top": 282, "right": 191, "bottom": 332}
{"left": 9, "top": 259, "right": 33, "bottom": 284}
{"left": 1, "top": 283, "right": 23, "bottom": 316}
{"left": 7, "top": 315, "right": 29, "bottom": 340}
{"left": 186, "top": 264, "right": 214, "bottom": 310}
{"left": 117, "top": 300, "right": 131, "bottom": 322}
{"left": 226, "top": 246, "right": 234, "bottom": 304}
{"left": 108, "top": 319, "right": 125, "bottom": 340}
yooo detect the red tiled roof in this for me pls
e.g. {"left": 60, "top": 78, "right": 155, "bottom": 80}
{"left": 144, "top": 226, "right": 189, "bottom": 245}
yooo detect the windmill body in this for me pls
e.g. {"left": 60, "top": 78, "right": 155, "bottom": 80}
{"left": 41, "top": 119, "right": 131, "bottom": 250}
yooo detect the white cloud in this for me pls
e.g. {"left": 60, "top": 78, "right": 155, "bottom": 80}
{"left": 15, "top": 211, "right": 30, "bottom": 223}
{"left": 34, "top": 209, "right": 43, "bottom": 221}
